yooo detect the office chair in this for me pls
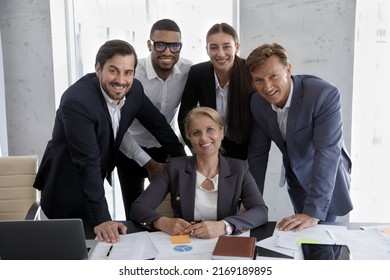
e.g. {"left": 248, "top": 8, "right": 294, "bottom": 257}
{"left": 156, "top": 193, "right": 173, "bottom": 217}
{"left": 0, "top": 155, "right": 41, "bottom": 220}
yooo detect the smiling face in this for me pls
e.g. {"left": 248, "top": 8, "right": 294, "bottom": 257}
{"left": 206, "top": 32, "right": 239, "bottom": 75}
{"left": 148, "top": 29, "right": 181, "bottom": 80}
{"left": 250, "top": 55, "right": 292, "bottom": 108}
{"left": 95, "top": 53, "right": 135, "bottom": 101}
{"left": 187, "top": 114, "right": 224, "bottom": 158}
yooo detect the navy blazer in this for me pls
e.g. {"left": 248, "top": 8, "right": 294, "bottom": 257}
{"left": 34, "top": 73, "right": 185, "bottom": 225}
{"left": 130, "top": 156, "right": 268, "bottom": 232}
{"left": 178, "top": 61, "right": 249, "bottom": 160}
{"left": 248, "top": 75, "right": 353, "bottom": 221}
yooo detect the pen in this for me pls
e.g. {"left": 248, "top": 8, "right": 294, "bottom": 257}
{"left": 106, "top": 245, "right": 113, "bottom": 258}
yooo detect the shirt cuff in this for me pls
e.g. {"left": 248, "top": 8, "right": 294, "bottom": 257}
{"left": 119, "top": 131, "right": 151, "bottom": 166}
{"left": 130, "top": 149, "right": 151, "bottom": 167}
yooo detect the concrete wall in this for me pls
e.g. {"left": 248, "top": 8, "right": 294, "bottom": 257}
{"left": 0, "top": 31, "right": 8, "bottom": 156}
{"left": 0, "top": 0, "right": 55, "bottom": 160}
{"left": 239, "top": 0, "right": 356, "bottom": 222}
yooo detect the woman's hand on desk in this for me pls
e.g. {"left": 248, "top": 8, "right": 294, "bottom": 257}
{"left": 153, "top": 217, "right": 191, "bottom": 236}
{"left": 94, "top": 221, "right": 127, "bottom": 243}
{"left": 153, "top": 218, "right": 227, "bottom": 239}
{"left": 185, "top": 220, "right": 226, "bottom": 239}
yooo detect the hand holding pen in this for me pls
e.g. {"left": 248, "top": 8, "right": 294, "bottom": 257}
{"left": 153, "top": 217, "right": 193, "bottom": 236}
{"left": 185, "top": 219, "right": 204, "bottom": 235}
{"left": 186, "top": 220, "right": 227, "bottom": 239}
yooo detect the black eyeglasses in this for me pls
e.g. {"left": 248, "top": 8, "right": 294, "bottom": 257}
{"left": 150, "top": 40, "right": 182, "bottom": 53}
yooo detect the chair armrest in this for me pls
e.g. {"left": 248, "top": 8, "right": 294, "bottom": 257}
{"left": 25, "top": 201, "right": 41, "bottom": 220}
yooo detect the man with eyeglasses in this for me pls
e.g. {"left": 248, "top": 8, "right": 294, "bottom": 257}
{"left": 117, "top": 19, "right": 192, "bottom": 219}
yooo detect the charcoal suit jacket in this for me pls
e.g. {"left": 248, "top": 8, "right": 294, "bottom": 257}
{"left": 34, "top": 73, "right": 185, "bottom": 225}
{"left": 130, "top": 155, "right": 268, "bottom": 232}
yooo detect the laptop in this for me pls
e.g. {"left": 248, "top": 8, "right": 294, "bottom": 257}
{"left": 0, "top": 219, "right": 90, "bottom": 260}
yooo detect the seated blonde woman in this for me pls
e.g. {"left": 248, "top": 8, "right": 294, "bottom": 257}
{"left": 130, "top": 107, "right": 268, "bottom": 239}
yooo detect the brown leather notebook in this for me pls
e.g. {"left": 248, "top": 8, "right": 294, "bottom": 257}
{"left": 212, "top": 235, "right": 257, "bottom": 260}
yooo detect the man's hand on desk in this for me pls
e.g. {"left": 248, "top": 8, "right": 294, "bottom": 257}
{"left": 276, "top": 214, "right": 318, "bottom": 232}
{"left": 94, "top": 221, "right": 127, "bottom": 243}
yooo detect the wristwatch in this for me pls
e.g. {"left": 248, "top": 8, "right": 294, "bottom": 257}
{"left": 223, "top": 220, "right": 233, "bottom": 235}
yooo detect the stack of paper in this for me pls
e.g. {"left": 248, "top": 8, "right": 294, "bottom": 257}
{"left": 256, "top": 224, "right": 390, "bottom": 260}
{"left": 89, "top": 231, "right": 158, "bottom": 260}
{"left": 329, "top": 226, "right": 390, "bottom": 259}
{"left": 90, "top": 231, "right": 252, "bottom": 260}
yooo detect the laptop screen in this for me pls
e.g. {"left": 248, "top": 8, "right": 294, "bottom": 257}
{"left": 0, "top": 219, "right": 89, "bottom": 260}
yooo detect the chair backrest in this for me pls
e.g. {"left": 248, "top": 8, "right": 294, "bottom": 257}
{"left": 0, "top": 156, "right": 38, "bottom": 220}
{"left": 155, "top": 193, "right": 173, "bottom": 217}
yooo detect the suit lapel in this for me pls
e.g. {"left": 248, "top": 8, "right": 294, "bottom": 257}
{"left": 286, "top": 76, "right": 303, "bottom": 158}
{"left": 178, "top": 156, "right": 238, "bottom": 221}
{"left": 114, "top": 81, "right": 141, "bottom": 148}
{"left": 217, "top": 156, "right": 237, "bottom": 220}
{"left": 92, "top": 75, "right": 114, "bottom": 142}
{"left": 200, "top": 62, "right": 217, "bottom": 108}
{"left": 268, "top": 109, "right": 285, "bottom": 148}
{"left": 179, "top": 158, "right": 197, "bottom": 221}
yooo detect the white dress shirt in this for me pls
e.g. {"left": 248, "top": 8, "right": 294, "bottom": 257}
{"left": 101, "top": 86, "right": 125, "bottom": 139}
{"left": 271, "top": 80, "right": 293, "bottom": 187}
{"left": 194, "top": 171, "right": 219, "bottom": 221}
{"left": 214, "top": 71, "right": 229, "bottom": 135}
{"left": 271, "top": 81, "right": 294, "bottom": 140}
{"left": 119, "top": 55, "right": 192, "bottom": 166}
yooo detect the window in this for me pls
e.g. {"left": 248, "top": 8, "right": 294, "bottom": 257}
{"left": 351, "top": 0, "right": 390, "bottom": 222}
{"left": 71, "top": 0, "right": 236, "bottom": 80}
{"left": 51, "top": 0, "right": 237, "bottom": 219}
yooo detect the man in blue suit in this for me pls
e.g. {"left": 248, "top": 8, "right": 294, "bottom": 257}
{"left": 33, "top": 40, "right": 185, "bottom": 243}
{"left": 246, "top": 43, "right": 353, "bottom": 231}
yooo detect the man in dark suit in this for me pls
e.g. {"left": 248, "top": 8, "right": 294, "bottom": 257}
{"left": 33, "top": 40, "right": 185, "bottom": 243}
{"left": 246, "top": 43, "right": 353, "bottom": 231}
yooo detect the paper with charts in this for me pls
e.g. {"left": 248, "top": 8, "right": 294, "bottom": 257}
{"left": 90, "top": 230, "right": 251, "bottom": 260}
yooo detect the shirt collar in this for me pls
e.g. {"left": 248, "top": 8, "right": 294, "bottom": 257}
{"left": 100, "top": 85, "right": 126, "bottom": 108}
{"left": 271, "top": 79, "right": 294, "bottom": 112}
{"left": 213, "top": 71, "right": 229, "bottom": 90}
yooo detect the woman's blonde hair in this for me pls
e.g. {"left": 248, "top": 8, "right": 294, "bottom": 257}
{"left": 184, "top": 107, "right": 224, "bottom": 140}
